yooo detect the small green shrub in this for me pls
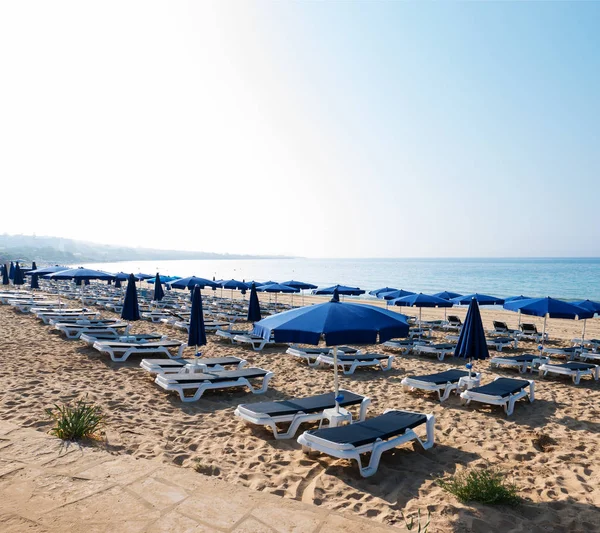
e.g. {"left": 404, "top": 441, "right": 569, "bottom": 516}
{"left": 47, "top": 398, "right": 105, "bottom": 441}
{"left": 401, "top": 508, "right": 431, "bottom": 532}
{"left": 437, "top": 466, "right": 520, "bottom": 505}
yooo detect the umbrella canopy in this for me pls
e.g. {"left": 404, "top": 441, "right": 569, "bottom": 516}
{"left": 220, "top": 279, "right": 250, "bottom": 290}
{"left": 48, "top": 268, "right": 115, "bottom": 281}
{"left": 503, "top": 295, "right": 532, "bottom": 304}
{"left": 30, "top": 273, "right": 40, "bottom": 289}
{"left": 369, "top": 287, "right": 399, "bottom": 297}
{"left": 571, "top": 299, "right": 600, "bottom": 315}
{"left": 9, "top": 262, "right": 14, "bottom": 280}
{"left": 281, "top": 280, "right": 318, "bottom": 290}
{"left": 503, "top": 297, "right": 593, "bottom": 320}
{"left": 169, "top": 276, "right": 220, "bottom": 289}
{"left": 1, "top": 265, "right": 8, "bottom": 286}
{"left": 188, "top": 285, "right": 207, "bottom": 349}
{"left": 121, "top": 274, "right": 140, "bottom": 321}
{"left": 13, "top": 263, "right": 25, "bottom": 286}
{"left": 133, "top": 273, "right": 154, "bottom": 281}
{"left": 255, "top": 280, "right": 277, "bottom": 287}
{"left": 256, "top": 283, "right": 300, "bottom": 294}
{"left": 145, "top": 275, "right": 180, "bottom": 283}
{"left": 153, "top": 273, "right": 165, "bottom": 301}
{"left": 313, "top": 284, "right": 365, "bottom": 296}
{"left": 432, "top": 291, "right": 463, "bottom": 300}
{"left": 389, "top": 292, "right": 454, "bottom": 308}
{"left": 115, "top": 278, "right": 122, "bottom": 289}
{"left": 454, "top": 298, "right": 489, "bottom": 364}
{"left": 26, "top": 265, "right": 69, "bottom": 277}
{"left": 452, "top": 293, "right": 504, "bottom": 306}
{"left": 381, "top": 289, "right": 416, "bottom": 300}
{"left": 113, "top": 272, "right": 131, "bottom": 280}
{"left": 247, "top": 283, "right": 262, "bottom": 322}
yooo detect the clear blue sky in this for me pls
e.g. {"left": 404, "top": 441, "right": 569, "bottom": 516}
{"left": 1, "top": 1, "right": 599, "bottom": 258}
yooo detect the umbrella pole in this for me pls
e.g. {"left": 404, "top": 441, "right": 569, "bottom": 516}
{"left": 581, "top": 319, "right": 587, "bottom": 346}
{"left": 542, "top": 315, "right": 547, "bottom": 350}
{"left": 333, "top": 345, "right": 340, "bottom": 414}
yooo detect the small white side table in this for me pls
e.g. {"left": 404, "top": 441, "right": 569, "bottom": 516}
{"left": 321, "top": 407, "right": 352, "bottom": 428}
{"left": 458, "top": 375, "right": 481, "bottom": 392}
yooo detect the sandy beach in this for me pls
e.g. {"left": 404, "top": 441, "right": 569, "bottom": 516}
{"left": 1, "top": 290, "right": 600, "bottom": 532}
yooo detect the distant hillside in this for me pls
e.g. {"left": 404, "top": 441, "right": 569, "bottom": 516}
{"left": 0, "top": 234, "right": 288, "bottom": 264}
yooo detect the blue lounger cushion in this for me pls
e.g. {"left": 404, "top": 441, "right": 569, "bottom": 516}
{"left": 305, "top": 411, "right": 427, "bottom": 447}
{"left": 166, "top": 369, "right": 268, "bottom": 384}
{"left": 469, "top": 378, "right": 530, "bottom": 398}
{"left": 551, "top": 362, "right": 596, "bottom": 371}
{"left": 337, "top": 353, "right": 389, "bottom": 362}
{"left": 499, "top": 354, "right": 538, "bottom": 362}
{"left": 428, "top": 343, "right": 456, "bottom": 350}
{"left": 242, "top": 391, "right": 365, "bottom": 417}
{"left": 406, "top": 369, "right": 469, "bottom": 385}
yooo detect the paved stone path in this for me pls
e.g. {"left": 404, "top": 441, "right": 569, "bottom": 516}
{"left": 0, "top": 422, "right": 399, "bottom": 532}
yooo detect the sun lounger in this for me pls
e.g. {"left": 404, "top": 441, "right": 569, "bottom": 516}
{"left": 286, "top": 346, "right": 360, "bottom": 367}
{"left": 443, "top": 315, "right": 462, "bottom": 331}
{"left": 54, "top": 321, "right": 130, "bottom": 339}
{"left": 214, "top": 329, "right": 249, "bottom": 342}
{"left": 154, "top": 367, "right": 274, "bottom": 402}
{"left": 460, "top": 377, "right": 534, "bottom": 416}
{"left": 520, "top": 323, "right": 548, "bottom": 342}
{"left": 401, "top": 369, "right": 480, "bottom": 401}
{"left": 488, "top": 321, "right": 521, "bottom": 338}
{"left": 140, "top": 355, "right": 247, "bottom": 374}
{"left": 489, "top": 353, "right": 549, "bottom": 373}
{"left": 412, "top": 343, "right": 456, "bottom": 361}
{"left": 80, "top": 332, "right": 164, "bottom": 346}
{"left": 235, "top": 390, "right": 370, "bottom": 439}
{"left": 538, "top": 362, "right": 600, "bottom": 384}
{"left": 297, "top": 409, "right": 435, "bottom": 477}
{"left": 486, "top": 336, "right": 518, "bottom": 352}
{"left": 92, "top": 339, "right": 186, "bottom": 362}
{"left": 35, "top": 310, "right": 99, "bottom": 324}
{"left": 316, "top": 353, "right": 394, "bottom": 375}
{"left": 575, "top": 351, "right": 600, "bottom": 363}
{"left": 382, "top": 339, "right": 425, "bottom": 354}
{"left": 233, "top": 333, "right": 276, "bottom": 351}
{"left": 541, "top": 346, "right": 585, "bottom": 360}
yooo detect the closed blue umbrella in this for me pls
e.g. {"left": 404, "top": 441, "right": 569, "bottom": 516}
{"left": 188, "top": 285, "right": 207, "bottom": 356}
{"left": 247, "top": 283, "right": 262, "bottom": 322}
{"left": 504, "top": 296, "right": 593, "bottom": 347}
{"left": 452, "top": 293, "right": 504, "bottom": 306}
{"left": 454, "top": 298, "right": 489, "bottom": 376}
{"left": 153, "top": 273, "right": 165, "bottom": 302}
{"left": 13, "top": 263, "right": 25, "bottom": 286}
{"left": 115, "top": 278, "right": 122, "bottom": 289}
{"left": 31, "top": 261, "right": 37, "bottom": 272}
{"left": 313, "top": 284, "right": 365, "bottom": 296}
{"left": 121, "top": 274, "right": 140, "bottom": 322}
{"left": 30, "top": 273, "right": 40, "bottom": 290}
{"left": 8, "top": 262, "right": 14, "bottom": 280}
{"left": 1, "top": 265, "right": 8, "bottom": 286}
{"left": 253, "top": 288, "right": 409, "bottom": 411}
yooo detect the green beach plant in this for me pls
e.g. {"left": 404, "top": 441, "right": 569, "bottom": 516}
{"left": 401, "top": 508, "right": 431, "bottom": 532}
{"left": 47, "top": 397, "right": 105, "bottom": 441}
{"left": 437, "top": 466, "right": 520, "bottom": 506}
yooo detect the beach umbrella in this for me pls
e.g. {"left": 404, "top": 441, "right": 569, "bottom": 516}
{"left": 257, "top": 282, "right": 300, "bottom": 306}
{"left": 255, "top": 280, "right": 277, "bottom": 287}
{"left": 313, "top": 285, "right": 366, "bottom": 298}
{"left": 12, "top": 263, "right": 25, "bottom": 286}
{"left": 121, "top": 274, "right": 140, "bottom": 323}
{"left": 113, "top": 272, "right": 131, "bottom": 280}
{"left": 30, "top": 273, "right": 40, "bottom": 290}
{"left": 370, "top": 287, "right": 399, "bottom": 297}
{"left": 169, "top": 276, "right": 219, "bottom": 290}
{"left": 188, "top": 285, "right": 207, "bottom": 359}
{"left": 1, "top": 265, "right": 8, "bottom": 286}
{"left": 451, "top": 293, "right": 504, "bottom": 306}
{"left": 31, "top": 261, "right": 37, "bottom": 272}
{"left": 8, "top": 262, "right": 14, "bottom": 280}
{"left": 381, "top": 289, "right": 416, "bottom": 301}
{"left": 454, "top": 298, "right": 489, "bottom": 376}
{"left": 247, "top": 283, "right": 262, "bottom": 322}
{"left": 389, "top": 292, "right": 453, "bottom": 331}
{"left": 504, "top": 297, "right": 593, "bottom": 347}
{"left": 502, "top": 295, "right": 532, "bottom": 327}
{"left": 26, "top": 265, "right": 69, "bottom": 277}
{"left": 115, "top": 278, "right": 122, "bottom": 289}
{"left": 254, "top": 288, "right": 409, "bottom": 412}
{"left": 572, "top": 300, "right": 600, "bottom": 344}
{"left": 48, "top": 267, "right": 115, "bottom": 303}
{"left": 133, "top": 273, "right": 153, "bottom": 281}
{"left": 153, "top": 272, "right": 165, "bottom": 302}
{"left": 433, "top": 291, "right": 463, "bottom": 300}
{"left": 220, "top": 279, "right": 250, "bottom": 301}
{"left": 282, "top": 280, "right": 318, "bottom": 304}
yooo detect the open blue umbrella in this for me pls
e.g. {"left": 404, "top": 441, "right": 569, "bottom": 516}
{"left": 133, "top": 273, "right": 154, "bottom": 281}
{"left": 454, "top": 298, "right": 489, "bottom": 376}
{"left": 369, "top": 287, "right": 399, "bottom": 297}
{"left": 188, "top": 285, "right": 207, "bottom": 357}
{"left": 432, "top": 291, "right": 463, "bottom": 300}
{"left": 48, "top": 267, "right": 115, "bottom": 303}
{"left": 381, "top": 289, "right": 416, "bottom": 301}
{"left": 257, "top": 283, "right": 300, "bottom": 306}
{"left": 572, "top": 300, "right": 600, "bottom": 344}
{"left": 220, "top": 279, "right": 250, "bottom": 301}
{"left": 253, "top": 288, "right": 409, "bottom": 412}
{"left": 12, "top": 263, "right": 24, "bottom": 286}
{"left": 247, "top": 282, "right": 262, "bottom": 322}
{"left": 27, "top": 265, "right": 69, "bottom": 277}
{"left": 504, "top": 295, "right": 532, "bottom": 304}
{"left": 169, "top": 276, "right": 219, "bottom": 290}
{"left": 8, "top": 262, "right": 14, "bottom": 280}
{"left": 313, "top": 284, "right": 365, "bottom": 296}
{"left": 121, "top": 274, "right": 140, "bottom": 322}
{"left": 452, "top": 293, "right": 504, "bottom": 306}
{"left": 255, "top": 280, "right": 277, "bottom": 287}
{"left": 282, "top": 280, "right": 318, "bottom": 290}
{"left": 1, "top": 265, "right": 8, "bottom": 286}
{"left": 153, "top": 272, "right": 165, "bottom": 302}
{"left": 113, "top": 272, "right": 131, "bottom": 281}
{"left": 389, "top": 292, "right": 453, "bottom": 329}
{"left": 504, "top": 296, "right": 593, "bottom": 347}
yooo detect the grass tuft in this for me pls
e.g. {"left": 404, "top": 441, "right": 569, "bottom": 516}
{"left": 401, "top": 508, "right": 431, "bottom": 532}
{"left": 437, "top": 466, "right": 520, "bottom": 506}
{"left": 47, "top": 397, "right": 105, "bottom": 441}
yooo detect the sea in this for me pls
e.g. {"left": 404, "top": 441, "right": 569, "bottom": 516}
{"left": 79, "top": 257, "right": 600, "bottom": 302}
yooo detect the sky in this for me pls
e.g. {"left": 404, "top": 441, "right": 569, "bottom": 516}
{"left": 1, "top": 1, "right": 599, "bottom": 259}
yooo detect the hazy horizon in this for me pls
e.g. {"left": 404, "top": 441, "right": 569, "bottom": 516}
{"left": 1, "top": 2, "right": 599, "bottom": 258}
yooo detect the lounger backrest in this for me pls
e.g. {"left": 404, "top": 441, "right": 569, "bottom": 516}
{"left": 493, "top": 321, "right": 508, "bottom": 331}
{"left": 521, "top": 323, "right": 538, "bottom": 333}
{"left": 448, "top": 315, "right": 461, "bottom": 325}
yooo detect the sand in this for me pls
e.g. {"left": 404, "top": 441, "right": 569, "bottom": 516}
{"left": 1, "top": 289, "right": 600, "bottom": 532}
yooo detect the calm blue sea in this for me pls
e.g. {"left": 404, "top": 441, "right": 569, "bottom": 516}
{"left": 79, "top": 258, "right": 600, "bottom": 302}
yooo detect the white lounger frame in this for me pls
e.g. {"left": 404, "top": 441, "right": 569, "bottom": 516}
{"left": 460, "top": 377, "right": 534, "bottom": 416}
{"left": 401, "top": 372, "right": 481, "bottom": 401}
{"left": 297, "top": 409, "right": 435, "bottom": 478}
{"left": 538, "top": 363, "right": 600, "bottom": 384}
{"left": 486, "top": 338, "right": 518, "bottom": 352}
{"left": 490, "top": 356, "right": 548, "bottom": 373}
{"left": 411, "top": 344, "right": 454, "bottom": 361}
{"left": 541, "top": 347, "right": 585, "bottom": 360}
{"left": 55, "top": 323, "right": 130, "bottom": 339}
{"left": 140, "top": 357, "right": 247, "bottom": 374}
{"left": 234, "top": 390, "right": 371, "bottom": 439}
{"left": 154, "top": 369, "right": 274, "bottom": 402}
{"left": 92, "top": 340, "right": 186, "bottom": 362}
{"left": 316, "top": 353, "right": 394, "bottom": 375}
{"left": 233, "top": 334, "right": 274, "bottom": 351}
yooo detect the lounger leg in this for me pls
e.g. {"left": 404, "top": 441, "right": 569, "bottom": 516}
{"left": 358, "top": 398, "right": 371, "bottom": 421}
{"left": 505, "top": 398, "right": 515, "bottom": 416}
{"left": 187, "top": 384, "right": 209, "bottom": 402}
{"left": 245, "top": 372, "right": 274, "bottom": 395}
{"left": 528, "top": 382, "right": 535, "bottom": 402}
{"left": 573, "top": 372, "right": 581, "bottom": 385}
{"left": 440, "top": 385, "right": 455, "bottom": 402}
{"left": 594, "top": 368, "right": 600, "bottom": 381}
{"left": 174, "top": 343, "right": 187, "bottom": 359}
